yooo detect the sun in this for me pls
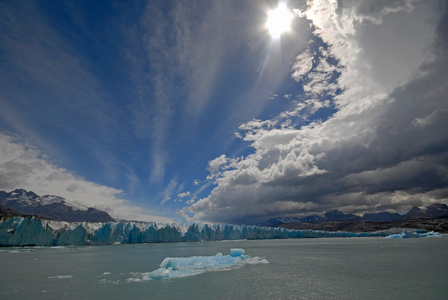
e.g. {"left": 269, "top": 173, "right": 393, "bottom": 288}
{"left": 266, "top": 3, "right": 293, "bottom": 38}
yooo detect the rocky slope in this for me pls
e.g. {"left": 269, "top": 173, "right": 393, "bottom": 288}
{"left": 0, "top": 204, "right": 23, "bottom": 217}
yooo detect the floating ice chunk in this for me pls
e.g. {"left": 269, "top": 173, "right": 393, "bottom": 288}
{"left": 386, "top": 230, "right": 442, "bottom": 239}
{"left": 157, "top": 252, "right": 248, "bottom": 274}
{"left": 98, "top": 279, "right": 119, "bottom": 284}
{"left": 126, "top": 277, "right": 143, "bottom": 283}
{"left": 418, "top": 231, "right": 442, "bottom": 238}
{"left": 230, "top": 248, "right": 244, "bottom": 256}
{"left": 148, "top": 267, "right": 174, "bottom": 279}
{"left": 145, "top": 249, "right": 267, "bottom": 280}
{"left": 386, "top": 230, "right": 419, "bottom": 239}
{"left": 48, "top": 275, "right": 73, "bottom": 279}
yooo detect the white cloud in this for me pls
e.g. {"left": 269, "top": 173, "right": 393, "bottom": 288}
{"left": 337, "top": 0, "right": 418, "bottom": 25}
{"left": 185, "top": 198, "right": 195, "bottom": 205}
{"left": 178, "top": 191, "right": 191, "bottom": 198}
{"left": 207, "top": 154, "right": 229, "bottom": 174}
{"left": 160, "top": 178, "right": 180, "bottom": 206}
{"left": 176, "top": 191, "right": 192, "bottom": 202}
{"left": 291, "top": 48, "right": 314, "bottom": 80}
{"left": 183, "top": 0, "right": 448, "bottom": 224}
{"left": 0, "top": 132, "right": 171, "bottom": 223}
{"left": 412, "top": 108, "right": 448, "bottom": 128}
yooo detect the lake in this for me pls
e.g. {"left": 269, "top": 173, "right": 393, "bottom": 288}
{"left": 1, "top": 236, "right": 447, "bottom": 299}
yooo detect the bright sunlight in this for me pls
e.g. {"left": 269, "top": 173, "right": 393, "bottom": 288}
{"left": 266, "top": 3, "right": 293, "bottom": 38}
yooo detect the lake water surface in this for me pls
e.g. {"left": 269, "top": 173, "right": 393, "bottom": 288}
{"left": 1, "top": 236, "right": 447, "bottom": 299}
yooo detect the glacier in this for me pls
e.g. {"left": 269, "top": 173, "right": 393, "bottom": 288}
{"left": 144, "top": 248, "right": 268, "bottom": 280}
{"left": 0, "top": 216, "right": 441, "bottom": 246}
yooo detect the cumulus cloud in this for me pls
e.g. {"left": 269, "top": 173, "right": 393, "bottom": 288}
{"left": 0, "top": 132, "right": 171, "bottom": 223}
{"left": 182, "top": 0, "right": 448, "bottom": 224}
{"left": 176, "top": 191, "right": 192, "bottom": 202}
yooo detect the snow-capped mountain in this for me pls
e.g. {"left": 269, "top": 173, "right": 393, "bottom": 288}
{"left": 0, "top": 189, "right": 115, "bottom": 222}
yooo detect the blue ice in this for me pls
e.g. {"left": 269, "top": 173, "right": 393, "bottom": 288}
{"left": 386, "top": 230, "right": 442, "bottom": 239}
{"left": 145, "top": 248, "right": 268, "bottom": 279}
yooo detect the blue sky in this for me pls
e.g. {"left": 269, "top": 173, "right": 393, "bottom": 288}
{"left": 1, "top": 0, "right": 447, "bottom": 224}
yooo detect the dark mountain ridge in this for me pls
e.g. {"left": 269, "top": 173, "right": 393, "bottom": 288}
{"left": 261, "top": 204, "right": 448, "bottom": 227}
{"left": 0, "top": 189, "right": 115, "bottom": 222}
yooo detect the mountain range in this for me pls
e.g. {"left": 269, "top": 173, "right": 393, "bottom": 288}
{"left": 0, "top": 189, "right": 115, "bottom": 222}
{"left": 2, "top": 189, "right": 448, "bottom": 227}
{"left": 261, "top": 204, "right": 448, "bottom": 227}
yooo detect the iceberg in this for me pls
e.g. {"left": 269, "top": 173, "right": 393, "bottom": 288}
{"left": 386, "top": 230, "right": 443, "bottom": 238}
{"left": 230, "top": 248, "right": 245, "bottom": 256}
{"left": 419, "top": 231, "right": 442, "bottom": 238}
{"left": 145, "top": 248, "right": 268, "bottom": 280}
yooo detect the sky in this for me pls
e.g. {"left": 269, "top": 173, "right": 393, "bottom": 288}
{"left": 1, "top": 0, "right": 447, "bottom": 224}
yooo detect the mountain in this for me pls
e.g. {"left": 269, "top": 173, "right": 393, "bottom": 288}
{"left": 259, "top": 210, "right": 364, "bottom": 226}
{"left": 404, "top": 204, "right": 448, "bottom": 220}
{"left": 362, "top": 212, "right": 404, "bottom": 222}
{"left": 403, "top": 206, "right": 428, "bottom": 220}
{"left": 425, "top": 203, "right": 448, "bottom": 218}
{"left": 260, "top": 204, "right": 448, "bottom": 227}
{"left": 0, "top": 204, "right": 23, "bottom": 217}
{"left": 299, "top": 215, "right": 325, "bottom": 223}
{"left": 324, "top": 210, "right": 362, "bottom": 222}
{"left": 0, "top": 189, "right": 115, "bottom": 222}
{"left": 260, "top": 215, "right": 325, "bottom": 227}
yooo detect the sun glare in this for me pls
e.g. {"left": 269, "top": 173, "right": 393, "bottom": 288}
{"left": 266, "top": 3, "right": 293, "bottom": 38}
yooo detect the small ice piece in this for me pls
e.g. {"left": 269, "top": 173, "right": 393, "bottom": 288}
{"left": 48, "top": 275, "right": 73, "bottom": 279}
{"left": 148, "top": 267, "right": 173, "bottom": 279}
{"left": 386, "top": 230, "right": 442, "bottom": 239}
{"left": 386, "top": 230, "right": 419, "bottom": 239}
{"left": 230, "top": 248, "right": 245, "bottom": 256}
{"left": 417, "top": 231, "right": 442, "bottom": 238}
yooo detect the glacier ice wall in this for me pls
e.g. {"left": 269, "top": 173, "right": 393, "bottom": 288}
{"left": 0, "top": 216, "right": 434, "bottom": 247}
